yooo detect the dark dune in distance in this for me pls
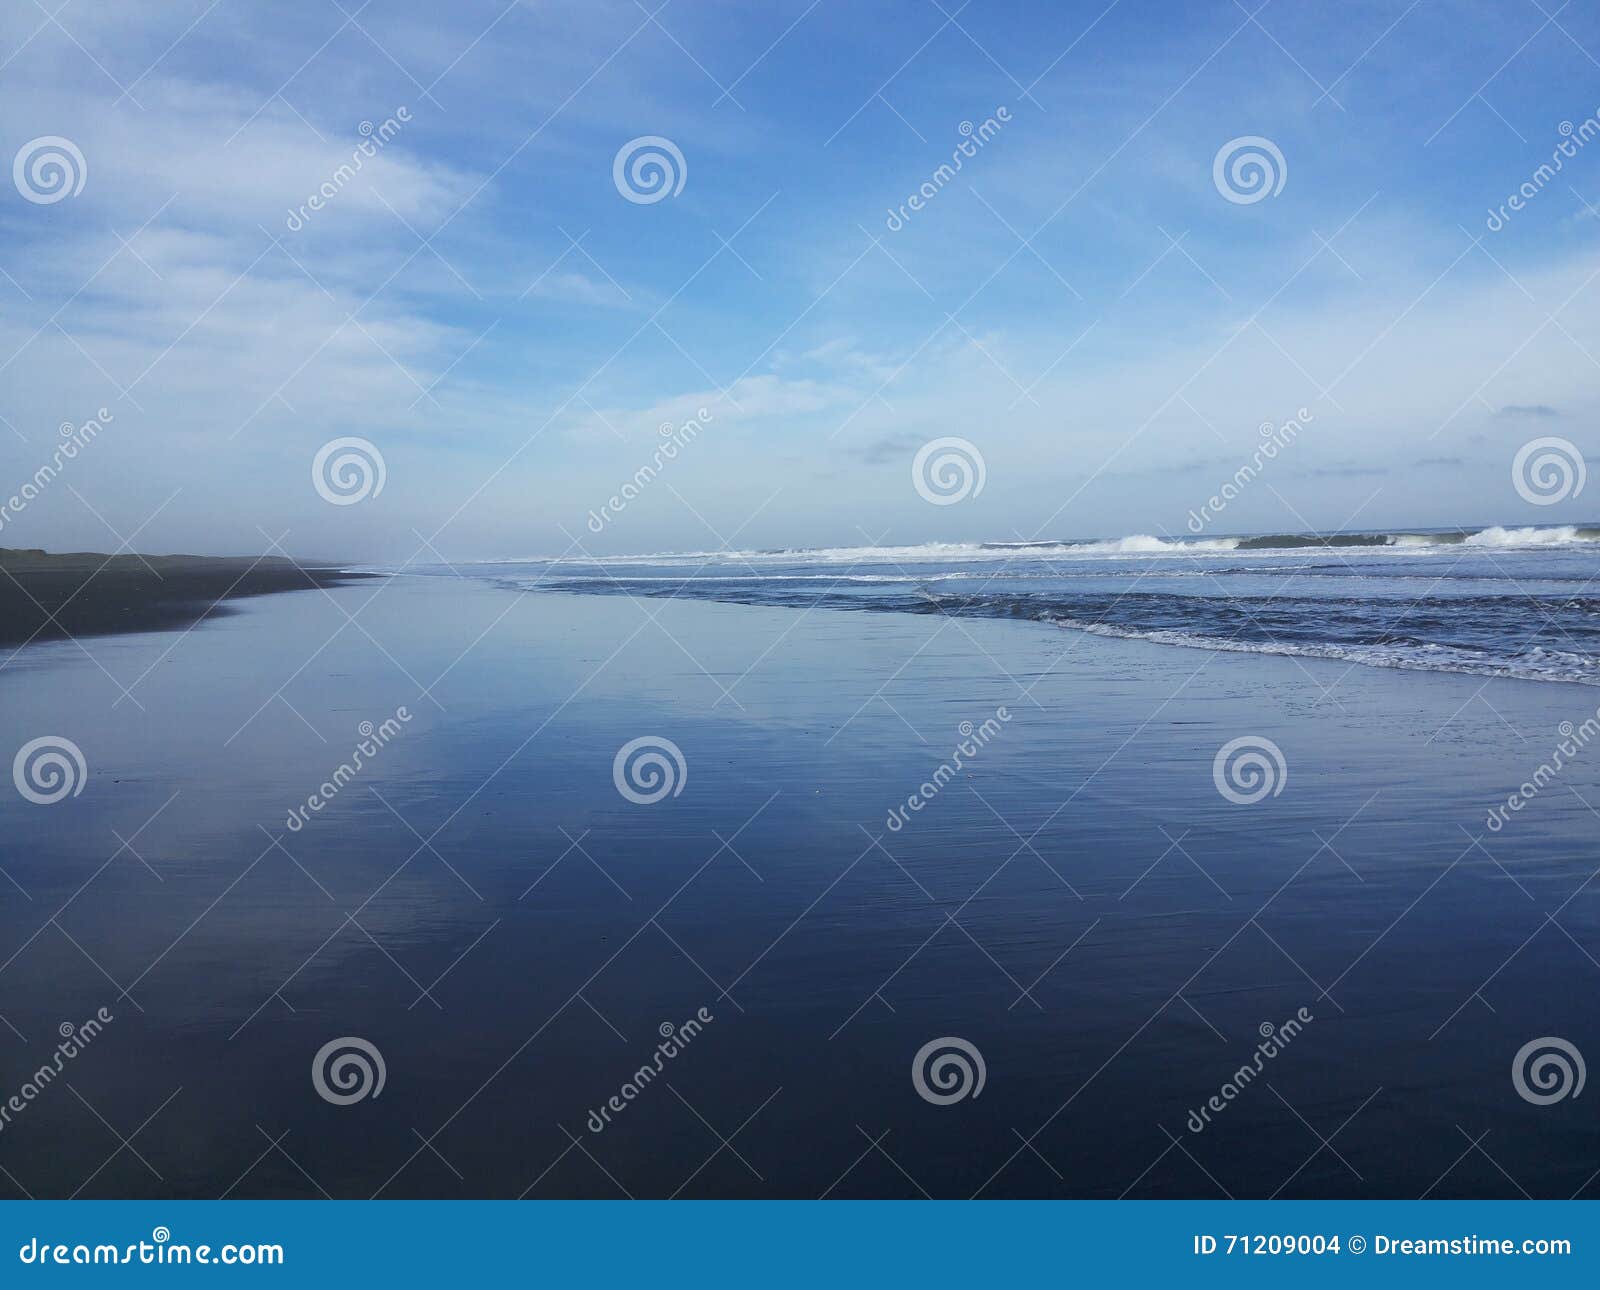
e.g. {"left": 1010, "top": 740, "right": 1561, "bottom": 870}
{"left": 0, "top": 547, "right": 376, "bottom": 648}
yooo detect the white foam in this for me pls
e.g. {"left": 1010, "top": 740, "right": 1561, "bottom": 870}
{"left": 1463, "top": 524, "right": 1587, "bottom": 548}
{"left": 1066, "top": 534, "right": 1241, "bottom": 555}
{"left": 486, "top": 525, "right": 1595, "bottom": 567}
{"left": 1054, "top": 618, "right": 1600, "bottom": 685}
{"left": 493, "top": 535, "right": 1252, "bottom": 567}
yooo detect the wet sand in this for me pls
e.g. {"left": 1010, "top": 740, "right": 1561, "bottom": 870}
{"left": 2, "top": 574, "right": 1597, "bottom": 1198}
{"left": 0, "top": 548, "right": 375, "bottom": 648}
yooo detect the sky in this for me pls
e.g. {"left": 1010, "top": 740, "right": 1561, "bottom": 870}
{"left": 1, "top": 0, "right": 1599, "bottom": 560}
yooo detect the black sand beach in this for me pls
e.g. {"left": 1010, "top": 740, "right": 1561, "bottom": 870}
{"left": 0, "top": 548, "right": 374, "bottom": 649}
{"left": 2, "top": 570, "right": 1597, "bottom": 1199}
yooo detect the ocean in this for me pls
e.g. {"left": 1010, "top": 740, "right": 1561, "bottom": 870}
{"left": 464, "top": 522, "right": 1600, "bottom": 687}
{"left": 1, "top": 527, "right": 1598, "bottom": 1198}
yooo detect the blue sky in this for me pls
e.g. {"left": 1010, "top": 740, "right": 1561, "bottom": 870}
{"left": 2, "top": 0, "right": 1599, "bottom": 559}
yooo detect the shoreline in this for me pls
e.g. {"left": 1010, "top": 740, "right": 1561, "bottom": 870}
{"left": 2, "top": 573, "right": 1591, "bottom": 1197}
{"left": 0, "top": 548, "right": 377, "bottom": 649}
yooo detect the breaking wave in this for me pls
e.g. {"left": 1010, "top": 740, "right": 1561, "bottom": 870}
{"left": 497, "top": 524, "right": 1600, "bottom": 567}
{"left": 445, "top": 521, "right": 1600, "bottom": 687}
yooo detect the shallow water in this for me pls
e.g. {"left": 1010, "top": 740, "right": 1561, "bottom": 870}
{"left": 477, "top": 524, "right": 1600, "bottom": 686}
{"left": 1, "top": 573, "right": 1597, "bottom": 1198}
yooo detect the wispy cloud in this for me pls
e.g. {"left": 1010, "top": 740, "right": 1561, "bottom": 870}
{"left": 4, "top": 1, "right": 1598, "bottom": 557}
